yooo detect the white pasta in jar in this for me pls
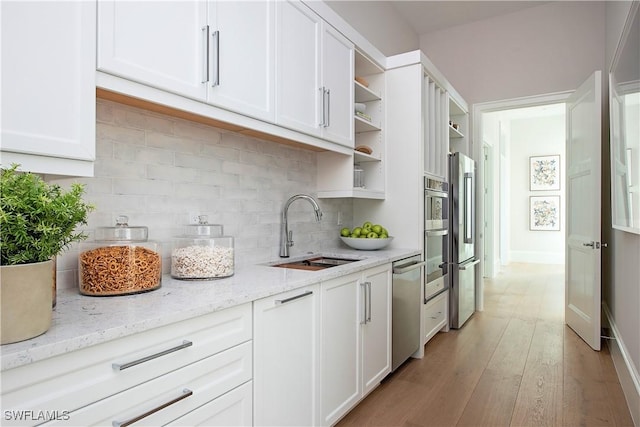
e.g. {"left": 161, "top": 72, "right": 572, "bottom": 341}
{"left": 171, "top": 217, "right": 234, "bottom": 280}
{"left": 171, "top": 245, "right": 234, "bottom": 279}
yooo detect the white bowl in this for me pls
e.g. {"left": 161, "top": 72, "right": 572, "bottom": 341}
{"left": 340, "top": 236, "right": 393, "bottom": 250}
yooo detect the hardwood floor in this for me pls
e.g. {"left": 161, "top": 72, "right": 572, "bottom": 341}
{"left": 337, "top": 263, "right": 634, "bottom": 427}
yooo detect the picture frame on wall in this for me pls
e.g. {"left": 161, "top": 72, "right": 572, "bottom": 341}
{"left": 530, "top": 155, "right": 561, "bottom": 191}
{"left": 530, "top": 196, "right": 561, "bottom": 231}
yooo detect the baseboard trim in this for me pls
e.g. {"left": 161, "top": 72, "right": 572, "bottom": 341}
{"left": 603, "top": 303, "right": 640, "bottom": 426}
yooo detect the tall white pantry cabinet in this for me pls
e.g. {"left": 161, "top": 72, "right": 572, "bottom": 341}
{"left": 355, "top": 51, "right": 468, "bottom": 350}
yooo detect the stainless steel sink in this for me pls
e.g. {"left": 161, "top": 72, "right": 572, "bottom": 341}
{"left": 272, "top": 256, "right": 359, "bottom": 271}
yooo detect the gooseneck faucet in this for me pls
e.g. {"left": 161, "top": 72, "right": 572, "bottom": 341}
{"left": 280, "top": 194, "right": 323, "bottom": 257}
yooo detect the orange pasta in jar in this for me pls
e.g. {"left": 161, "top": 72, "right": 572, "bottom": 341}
{"left": 78, "top": 216, "right": 162, "bottom": 296}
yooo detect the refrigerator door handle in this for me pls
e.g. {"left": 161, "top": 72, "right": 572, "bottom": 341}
{"left": 463, "top": 172, "right": 474, "bottom": 244}
{"left": 459, "top": 258, "right": 480, "bottom": 270}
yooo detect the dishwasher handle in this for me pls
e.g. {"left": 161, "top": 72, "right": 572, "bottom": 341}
{"left": 393, "top": 260, "right": 426, "bottom": 274}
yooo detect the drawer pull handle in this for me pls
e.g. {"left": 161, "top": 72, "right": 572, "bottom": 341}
{"left": 112, "top": 340, "right": 193, "bottom": 371}
{"left": 275, "top": 290, "right": 313, "bottom": 305}
{"left": 112, "top": 388, "right": 193, "bottom": 427}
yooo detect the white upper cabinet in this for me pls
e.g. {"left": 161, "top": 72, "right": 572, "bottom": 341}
{"left": 275, "top": 0, "right": 322, "bottom": 137}
{"left": 97, "top": 1, "right": 207, "bottom": 100}
{"left": 320, "top": 24, "right": 355, "bottom": 147}
{"left": 98, "top": 1, "right": 275, "bottom": 122}
{"left": 276, "top": 0, "right": 354, "bottom": 148}
{"left": 206, "top": 1, "right": 275, "bottom": 122}
{"left": 1, "top": 1, "right": 96, "bottom": 176}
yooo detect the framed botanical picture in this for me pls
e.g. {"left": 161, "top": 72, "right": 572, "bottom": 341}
{"left": 530, "top": 155, "right": 561, "bottom": 191}
{"left": 530, "top": 196, "right": 561, "bottom": 231}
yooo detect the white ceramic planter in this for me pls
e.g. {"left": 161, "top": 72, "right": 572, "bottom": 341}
{"left": 1, "top": 259, "right": 54, "bottom": 345}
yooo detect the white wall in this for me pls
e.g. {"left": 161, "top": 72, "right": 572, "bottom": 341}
{"left": 324, "top": 0, "right": 418, "bottom": 56}
{"left": 419, "top": 1, "right": 606, "bottom": 106}
{"left": 604, "top": 2, "right": 640, "bottom": 423}
{"left": 50, "top": 100, "right": 353, "bottom": 289}
{"left": 509, "top": 114, "right": 566, "bottom": 264}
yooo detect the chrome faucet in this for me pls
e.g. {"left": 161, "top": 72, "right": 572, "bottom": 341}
{"left": 280, "top": 194, "right": 323, "bottom": 258}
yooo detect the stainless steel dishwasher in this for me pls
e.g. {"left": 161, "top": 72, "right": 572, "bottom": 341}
{"left": 391, "top": 255, "right": 425, "bottom": 372}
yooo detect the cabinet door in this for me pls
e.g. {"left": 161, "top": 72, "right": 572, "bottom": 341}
{"left": 320, "top": 272, "right": 361, "bottom": 426}
{"left": 275, "top": 0, "right": 321, "bottom": 137}
{"left": 97, "top": 1, "right": 207, "bottom": 100}
{"left": 321, "top": 24, "right": 354, "bottom": 147}
{"left": 1, "top": 1, "right": 95, "bottom": 175}
{"left": 207, "top": 1, "right": 275, "bottom": 122}
{"left": 253, "top": 285, "right": 319, "bottom": 427}
{"left": 361, "top": 264, "right": 392, "bottom": 394}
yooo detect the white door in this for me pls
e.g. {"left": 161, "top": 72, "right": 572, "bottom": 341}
{"left": 97, "top": 1, "right": 207, "bottom": 100}
{"left": 320, "top": 24, "right": 354, "bottom": 147}
{"left": 320, "top": 272, "right": 360, "bottom": 426}
{"left": 207, "top": 1, "right": 275, "bottom": 122}
{"left": 1, "top": 1, "right": 95, "bottom": 167}
{"left": 253, "top": 286, "right": 319, "bottom": 427}
{"left": 565, "top": 70, "right": 602, "bottom": 351}
{"left": 361, "top": 265, "right": 391, "bottom": 395}
{"left": 275, "top": 0, "right": 321, "bottom": 137}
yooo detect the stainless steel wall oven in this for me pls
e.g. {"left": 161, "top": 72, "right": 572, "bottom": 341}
{"left": 424, "top": 177, "right": 449, "bottom": 303}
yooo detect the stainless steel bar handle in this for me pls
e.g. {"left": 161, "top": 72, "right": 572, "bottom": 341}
{"left": 112, "top": 340, "right": 193, "bottom": 371}
{"left": 424, "top": 189, "right": 448, "bottom": 198}
{"left": 325, "top": 89, "right": 331, "bottom": 127}
{"left": 366, "top": 281, "right": 372, "bottom": 322}
{"left": 459, "top": 259, "right": 480, "bottom": 271}
{"left": 360, "top": 282, "right": 367, "bottom": 324}
{"left": 392, "top": 260, "right": 426, "bottom": 274}
{"left": 211, "top": 30, "right": 220, "bottom": 87}
{"left": 464, "top": 173, "right": 474, "bottom": 244}
{"left": 425, "top": 229, "right": 448, "bottom": 237}
{"left": 201, "top": 26, "right": 209, "bottom": 83}
{"left": 275, "top": 290, "right": 313, "bottom": 305}
{"left": 112, "top": 388, "right": 193, "bottom": 427}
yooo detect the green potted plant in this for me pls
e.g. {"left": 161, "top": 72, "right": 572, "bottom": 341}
{"left": 0, "top": 164, "right": 94, "bottom": 344}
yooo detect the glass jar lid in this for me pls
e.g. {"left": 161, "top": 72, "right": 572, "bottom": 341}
{"left": 182, "top": 215, "right": 223, "bottom": 237}
{"left": 94, "top": 215, "right": 149, "bottom": 242}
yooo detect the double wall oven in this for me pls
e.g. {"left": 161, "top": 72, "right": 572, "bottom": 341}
{"left": 424, "top": 177, "right": 449, "bottom": 303}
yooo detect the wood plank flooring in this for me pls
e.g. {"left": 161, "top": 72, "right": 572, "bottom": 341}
{"left": 337, "top": 263, "right": 634, "bottom": 427}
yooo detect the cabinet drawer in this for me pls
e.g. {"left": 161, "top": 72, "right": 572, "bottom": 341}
{"left": 170, "top": 381, "right": 253, "bottom": 427}
{"left": 45, "top": 341, "right": 252, "bottom": 426}
{"left": 424, "top": 291, "right": 447, "bottom": 343}
{"left": 1, "top": 304, "right": 251, "bottom": 423}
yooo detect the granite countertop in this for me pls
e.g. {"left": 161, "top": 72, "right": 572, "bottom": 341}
{"left": 1, "top": 247, "right": 419, "bottom": 371}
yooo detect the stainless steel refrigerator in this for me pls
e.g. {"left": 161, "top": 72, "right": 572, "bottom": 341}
{"left": 449, "top": 152, "right": 479, "bottom": 328}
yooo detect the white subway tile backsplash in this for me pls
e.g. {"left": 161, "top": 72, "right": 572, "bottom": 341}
{"left": 97, "top": 122, "right": 145, "bottom": 146}
{"left": 51, "top": 99, "right": 353, "bottom": 291}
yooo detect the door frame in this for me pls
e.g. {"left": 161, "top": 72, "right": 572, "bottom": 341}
{"left": 472, "top": 90, "right": 572, "bottom": 312}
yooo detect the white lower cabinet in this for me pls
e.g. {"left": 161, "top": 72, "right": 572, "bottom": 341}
{"left": 320, "top": 264, "right": 392, "bottom": 426}
{"left": 253, "top": 285, "right": 320, "bottom": 426}
{"left": 0, "top": 304, "right": 252, "bottom": 427}
{"left": 45, "top": 342, "right": 252, "bottom": 426}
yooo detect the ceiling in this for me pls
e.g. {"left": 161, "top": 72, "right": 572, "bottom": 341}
{"left": 386, "top": 1, "right": 548, "bottom": 35}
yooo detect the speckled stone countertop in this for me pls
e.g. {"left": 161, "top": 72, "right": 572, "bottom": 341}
{"left": 1, "top": 247, "right": 419, "bottom": 371}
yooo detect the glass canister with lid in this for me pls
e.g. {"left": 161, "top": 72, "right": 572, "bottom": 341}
{"left": 171, "top": 216, "right": 234, "bottom": 280}
{"left": 78, "top": 216, "right": 162, "bottom": 296}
